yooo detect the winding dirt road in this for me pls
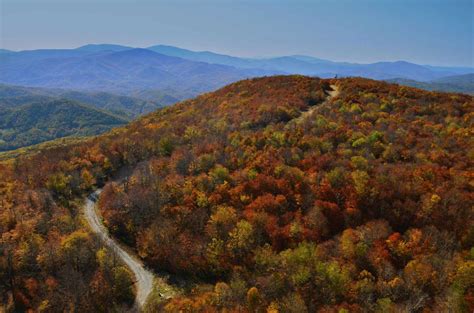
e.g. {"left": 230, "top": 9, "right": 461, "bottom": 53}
{"left": 83, "top": 189, "right": 154, "bottom": 309}
{"left": 80, "top": 84, "right": 341, "bottom": 309}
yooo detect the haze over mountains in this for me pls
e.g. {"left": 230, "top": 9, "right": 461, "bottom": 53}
{"left": 147, "top": 44, "right": 473, "bottom": 81}
{"left": 387, "top": 73, "right": 474, "bottom": 95}
{"left": 1, "top": 44, "right": 472, "bottom": 98}
{"left": 0, "top": 46, "right": 275, "bottom": 99}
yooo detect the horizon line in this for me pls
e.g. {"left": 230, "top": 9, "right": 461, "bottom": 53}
{"left": 1, "top": 43, "right": 473, "bottom": 69}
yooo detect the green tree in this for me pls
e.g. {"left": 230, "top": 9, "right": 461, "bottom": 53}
{"left": 112, "top": 266, "right": 134, "bottom": 304}
{"left": 47, "top": 173, "right": 72, "bottom": 197}
{"left": 228, "top": 220, "right": 255, "bottom": 259}
{"left": 60, "top": 231, "right": 94, "bottom": 272}
{"left": 209, "top": 165, "right": 230, "bottom": 186}
{"left": 247, "top": 287, "right": 261, "bottom": 312}
{"left": 206, "top": 206, "right": 238, "bottom": 240}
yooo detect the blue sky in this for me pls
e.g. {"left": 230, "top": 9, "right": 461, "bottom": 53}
{"left": 1, "top": 0, "right": 472, "bottom": 66}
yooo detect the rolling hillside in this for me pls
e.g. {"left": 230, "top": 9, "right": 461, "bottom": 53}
{"left": 0, "top": 84, "right": 177, "bottom": 117}
{"left": 0, "top": 99, "right": 127, "bottom": 151}
{"left": 387, "top": 73, "right": 474, "bottom": 95}
{"left": 0, "top": 83, "right": 177, "bottom": 153}
{"left": 1, "top": 76, "right": 472, "bottom": 312}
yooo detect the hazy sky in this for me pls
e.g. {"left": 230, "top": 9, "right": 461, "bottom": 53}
{"left": 1, "top": 0, "right": 472, "bottom": 66}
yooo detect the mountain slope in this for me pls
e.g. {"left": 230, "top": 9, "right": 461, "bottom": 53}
{"left": 49, "top": 90, "right": 172, "bottom": 117}
{"left": 387, "top": 73, "right": 474, "bottom": 94}
{"left": 2, "top": 76, "right": 472, "bottom": 312}
{"left": 0, "top": 99, "right": 127, "bottom": 151}
{"left": 433, "top": 72, "right": 474, "bottom": 85}
{"left": 0, "top": 84, "right": 177, "bottom": 117}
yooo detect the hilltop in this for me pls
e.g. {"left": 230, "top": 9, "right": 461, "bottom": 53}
{"left": 1, "top": 76, "right": 472, "bottom": 312}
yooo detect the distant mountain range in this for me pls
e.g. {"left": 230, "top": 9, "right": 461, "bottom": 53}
{"left": 0, "top": 46, "right": 275, "bottom": 98}
{"left": 146, "top": 45, "right": 473, "bottom": 81}
{"left": 1, "top": 44, "right": 472, "bottom": 99}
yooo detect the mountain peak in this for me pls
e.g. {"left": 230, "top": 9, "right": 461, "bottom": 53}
{"left": 106, "top": 48, "right": 178, "bottom": 61}
{"left": 76, "top": 44, "right": 132, "bottom": 52}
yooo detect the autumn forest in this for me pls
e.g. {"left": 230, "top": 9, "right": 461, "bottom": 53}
{"left": 0, "top": 75, "right": 472, "bottom": 312}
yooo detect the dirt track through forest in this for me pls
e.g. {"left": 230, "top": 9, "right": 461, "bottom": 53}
{"left": 83, "top": 190, "right": 155, "bottom": 309}
{"left": 291, "top": 84, "right": 340, "bottom": 125}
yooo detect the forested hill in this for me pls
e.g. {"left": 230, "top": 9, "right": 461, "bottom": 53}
{"left": 0, "top": 99, "right": 127, "bottom": 151}
{"left": 1, "top": 76, "right": 473, "bottom": 312}
{"left": 387, "top": 73, "right": 474, "bottom": 95}
{"left": 0, "top": 84, "right": 174, "bottom": 118}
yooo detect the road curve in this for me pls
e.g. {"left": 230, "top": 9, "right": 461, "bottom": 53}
{"left": 83, "top": 189, "right": 154, "bottom": 309}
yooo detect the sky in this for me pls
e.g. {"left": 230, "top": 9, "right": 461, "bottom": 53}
{"left": 1, "top": 0, "right": 472, "bottom": 67}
